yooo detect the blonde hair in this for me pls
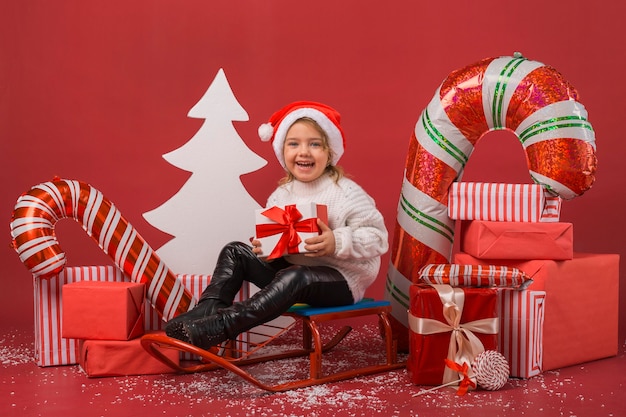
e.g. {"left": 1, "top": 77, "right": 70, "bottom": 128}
{"left": 278, "top": 117, "right": 345, "bottom": 185}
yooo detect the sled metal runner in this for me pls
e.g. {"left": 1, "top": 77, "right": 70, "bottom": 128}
{"left": 141, "top": 300, "right": 406, "bottom": 392}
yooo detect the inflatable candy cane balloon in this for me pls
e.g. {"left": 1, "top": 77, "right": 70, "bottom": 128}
{"left": 385, "top": 54, "right": 597, "bottom": 349}
{"left": 10, "top": 178, "right": 195, "bottom": 321}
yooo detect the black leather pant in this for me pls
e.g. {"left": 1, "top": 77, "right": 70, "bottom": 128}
{"left": 200, "top": 241, "right": 354, "bottom": 338}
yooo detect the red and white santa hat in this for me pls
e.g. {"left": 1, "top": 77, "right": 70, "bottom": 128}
{"left": 258, "top": 101, "right": 346, "bottom": 168}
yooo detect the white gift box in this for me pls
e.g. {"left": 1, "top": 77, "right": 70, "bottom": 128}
{"left": 255, "top": 203, "right": 328, "bottom": 259}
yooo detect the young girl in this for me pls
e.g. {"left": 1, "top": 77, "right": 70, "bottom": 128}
{"left": 165, "top": 101, "right": 389, "bottom": 350}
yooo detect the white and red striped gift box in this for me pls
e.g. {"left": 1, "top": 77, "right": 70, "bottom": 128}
{"left": 498, "top": 289, "right": 546, "bottom": 378}
{"left": 448, "top": 183, "right": 546, "bottom": 222}
{"left": 34, "top": 267, "right": 291, "bottom": 366}
{"left": 418, "top": 263, "right": 532, "bottom": 288}
{"left": 541, "top": 195, "right": 562, "bottom": 222}
{"left": 34, "top": 266, "right": 215, "bottom": 366}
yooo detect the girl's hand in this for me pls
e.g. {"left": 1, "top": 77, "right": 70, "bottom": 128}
{"left": 303, "top": 219, "right": 335, "bottom": 257}
{"left": 249, "top": 237, "right": 263, "bottom": 256}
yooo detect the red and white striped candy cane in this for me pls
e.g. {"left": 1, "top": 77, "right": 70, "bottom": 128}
{"left": 10, "top": 178, "right": 195, "bottom": 321}
{"left": 418, "top": 263, "right": 532, "bottom": 289}
{"left": 385, "top": 54, "right": 596, "bottom": 349}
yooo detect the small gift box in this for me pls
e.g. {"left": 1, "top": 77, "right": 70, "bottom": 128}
{"left": 78, "top": 331, "right": 179, "bottom": 377}
{"left": 454, "top": 252, "right": 619, "bottom": 371}
{"left": 407, "top": 284, "right": 498, "bottom": 386}
{"left": 418, "top": 263, "right": 532, "bottom": 288}
{"left": 255, "top": 203, "right": 328, "bottom": 259}
{"left": 498, "top": 289, "right": 546, "bottom": 378}
{"left": 448, "top": 183, "right": 545, "bottom": 222}
{"left": 460, "top": 220, "right": 574, "bottom": 260}
{"left": 62, "top": 281, "right": 145, "bottom": 340}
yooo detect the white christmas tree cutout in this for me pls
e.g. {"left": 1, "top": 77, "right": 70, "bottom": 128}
{"left": 143, "top": 68, "right": 266, "bottom": 274}
{"left": 143, "top": 69, "right": 293, "bottom": 344}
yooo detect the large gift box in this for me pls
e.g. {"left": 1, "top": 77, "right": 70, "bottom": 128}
{"left": 407, "top": 284, "right": 499, "bottom": 385}
{"left": 62, "top": 281, "right": 145, "bottom": 340}
{"left": 78, "top": 331, "right": 179, "bottom": 377}
{"left": 454, "top": 252, "right": 619, "bottom": 371}
{"left": 448, "top": 182, "right": 547, "bottom": 222}
{"left": 255, "top": 203, "right": 328, "bottom": 259}
{"left": 460, "top": 221, "right": 574, "bottom": 260}
{"left": 498, "top": 289, "right": 546, "bottom": 378}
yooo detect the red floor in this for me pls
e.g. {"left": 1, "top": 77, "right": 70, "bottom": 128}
{"left": 2, "top": 322, "right": 625, "bottom": 417}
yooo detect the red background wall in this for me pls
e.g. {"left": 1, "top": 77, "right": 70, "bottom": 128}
{"left": 2, "top": 1, "right": 624, "bottom": 340}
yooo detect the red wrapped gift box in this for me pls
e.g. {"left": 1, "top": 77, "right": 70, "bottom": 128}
{"left": 62, "top": 281, "right": 145, "bottom": 340}
{"left": 34, "top": 266, "right": 127, "bottom": 366}
{"left": 498, "top": 289, "right": 546, "bottom": 378}
{"left": 255, "top": 203, "right": 328, "bottom": 259}
{"left": 408, "top": 284, "right": 498, "bottom": 385}
{"left": 78, "top": 331, "right": 179, "bottom": 377}
{"left": 460, "top": 221, "right": 574, "bottom": 260}
{"left": 454, "top": 252, "right": 619, "bottom": 371}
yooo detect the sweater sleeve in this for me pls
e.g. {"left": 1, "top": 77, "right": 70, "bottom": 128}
{"left": 332, "top": 182, "right": 389, "bottom": 261}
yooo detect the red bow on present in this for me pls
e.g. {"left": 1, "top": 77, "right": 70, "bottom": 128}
{"left": 444, "top": 359, "right": 476, "bottom": 396}
{"left": 256, "top": 205, "right": 319, "bottom": 260}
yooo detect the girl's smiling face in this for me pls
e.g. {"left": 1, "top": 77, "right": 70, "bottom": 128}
{"left": 283, "top": 119, "right": 330, "bottom": 183}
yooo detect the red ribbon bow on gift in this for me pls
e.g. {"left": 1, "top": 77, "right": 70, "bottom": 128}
{"left": 444, "top": 359, "right": 476, "bottom": 396}
{"left": 256, "top": 205, "right": 320, "bottom": 260}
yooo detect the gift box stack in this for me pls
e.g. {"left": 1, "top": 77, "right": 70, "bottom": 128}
{"left": 33, "top": 266, "right": 226, "bottom": 375}
{"left": 446, "top": 182, "right": 619, "bottom": 377}
{"left": 61, "top": 279, "right": 181, "bottom": 377}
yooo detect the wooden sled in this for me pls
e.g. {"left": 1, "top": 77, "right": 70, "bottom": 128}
{"left": 141, "top": 299, "right": 406, "bottom": 392}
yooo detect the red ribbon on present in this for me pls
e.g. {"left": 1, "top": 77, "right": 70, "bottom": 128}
{"left": 256, "top": 205, "right": 320, "bottom": 260}
{"left": 444, "top": 359, "right": 476, "bottom": 396}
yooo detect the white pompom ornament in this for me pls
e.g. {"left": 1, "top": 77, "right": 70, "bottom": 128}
{"left": 258, "top": 123, "right": 274, "bottom": 142}
{"left": 472, "top": 350, "right": 509, "bottom": 391}
{"left": 413, "top": 350, "right": 509, "bottom": 396}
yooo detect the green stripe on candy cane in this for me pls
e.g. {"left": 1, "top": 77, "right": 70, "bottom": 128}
{"left": 518, "top": 115, "right": 594, "bottom": 144}
{"left": 400, "top": 193, "right": 455, "bottom": 244}
{"left": 492, "top": 56, "right": 527, "bottom": 129}
{"left": 422, "top": 108, "right": 469, "bottom": 166}
{"left": 385, "top": 273, "right": 410, "bottom": 310}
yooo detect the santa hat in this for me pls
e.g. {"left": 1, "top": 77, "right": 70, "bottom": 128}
{"left": 258, "top": 101, "right": 345, "bottom": 168}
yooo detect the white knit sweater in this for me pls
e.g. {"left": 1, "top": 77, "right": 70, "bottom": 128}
{"left": 266, "top": 174, "right": 389, "bottom": 302}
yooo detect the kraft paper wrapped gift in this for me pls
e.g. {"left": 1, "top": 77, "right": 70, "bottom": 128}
{"left": 78, "top": 331, "right": 179, "bottom": 377}
{"left": 407, "top": 284, "right": 498, "bottom": 385}
{"left": 460, "top": 221, "right": 574, "bottom": 260}
{"left": 62, "top": 281, "right": 145, "bottom": 340}
{"left": 498, "top": 289, "right": 546, "bottom": 378}
{"left": 454, "top": 252, "right": 619, "bottom": 371}
{"left": 255, "top": 203, "right": 328, "bottom": 260}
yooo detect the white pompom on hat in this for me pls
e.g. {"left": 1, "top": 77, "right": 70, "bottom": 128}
{"left": 258, "top": 101, "right": 346, "bottom": 169}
